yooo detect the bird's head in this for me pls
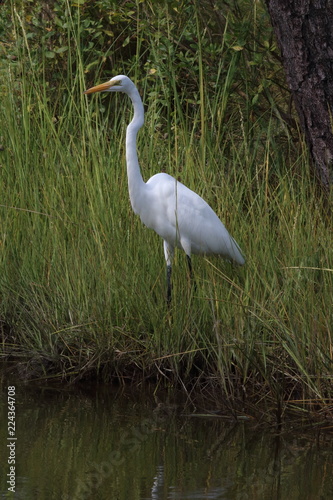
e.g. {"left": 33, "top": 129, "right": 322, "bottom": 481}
{"left": 84, "top": 75, "right": 134, "bottom": 95}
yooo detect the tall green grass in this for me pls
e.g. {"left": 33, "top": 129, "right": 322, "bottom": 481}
{"left": 0, "top": 2, "right": 332, "bottom": 423}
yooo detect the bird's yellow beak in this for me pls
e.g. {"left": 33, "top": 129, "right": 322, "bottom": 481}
{"left": 83, "top": 80, "right": 121, "bottom": 95}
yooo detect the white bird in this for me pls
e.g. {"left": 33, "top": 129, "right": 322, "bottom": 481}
{"left": 84, "top": 75, "right": 245, "bottom": 303}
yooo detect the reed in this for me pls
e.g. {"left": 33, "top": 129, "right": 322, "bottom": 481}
{"left": 0, "top": 1, "right": 332, "bottom": 423}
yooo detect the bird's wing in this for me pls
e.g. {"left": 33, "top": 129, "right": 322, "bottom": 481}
{"left": 144, "top": 174, "right": 244, "bottom": 264}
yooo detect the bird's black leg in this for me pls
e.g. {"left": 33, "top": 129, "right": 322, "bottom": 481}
{"left": 164, "top": 241, "right": 174, "bottom": 306}
{"left": 186, "top": 255, "right": 197, "bottom": 292}
{"left": 186, "top": 255, "right": 193, "bottom": 279}
{"left": 166, "top": 264, "right": 172, "bottom": 305}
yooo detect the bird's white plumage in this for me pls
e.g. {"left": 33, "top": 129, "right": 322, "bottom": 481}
{"left": 140, "top": 172, "right": 244, "bottom": 263}
{"left": 84, "top": 75, "right": 245, "bottom": 299}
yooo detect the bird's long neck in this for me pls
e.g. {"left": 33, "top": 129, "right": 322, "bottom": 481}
{"left": 126, "top": 87, "right": 146, "bottom": 213}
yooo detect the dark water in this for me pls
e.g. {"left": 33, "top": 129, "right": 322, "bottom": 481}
{"left": 0, "top": 377, "right": 332, "bottom": 500}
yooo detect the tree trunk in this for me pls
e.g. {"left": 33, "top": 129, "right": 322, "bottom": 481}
{"left": 265, "top": 0, "right": 333, "bottom": 188}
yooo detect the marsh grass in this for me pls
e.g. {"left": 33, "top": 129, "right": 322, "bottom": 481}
{"left": 0, "top": 3, "right": 332, "bottom": 423}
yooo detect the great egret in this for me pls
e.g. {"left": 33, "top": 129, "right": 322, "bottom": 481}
{"left": 84, "top": 75, "right": 245, "bottom": 302}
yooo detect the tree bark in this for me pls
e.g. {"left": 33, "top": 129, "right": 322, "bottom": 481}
{"left": 265, "top": 0, "right": 333, "bottom": 188}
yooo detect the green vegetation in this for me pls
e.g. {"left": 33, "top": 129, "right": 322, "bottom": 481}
{"left": 0, "top": 0, "right": 332, "bottom": 424}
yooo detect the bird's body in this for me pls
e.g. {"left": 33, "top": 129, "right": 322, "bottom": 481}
{"left": 84, "top": 75, "right": 245, "bottom": 301}
{"left": 138, "top": 172, "right": 243, "bottom": 261}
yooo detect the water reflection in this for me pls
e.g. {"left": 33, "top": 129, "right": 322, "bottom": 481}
{"left": 0, "top": 377, "right": 332, "bottom": 500}
{"left": 151, "top": 465, "right": 164, "bottom": 499}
